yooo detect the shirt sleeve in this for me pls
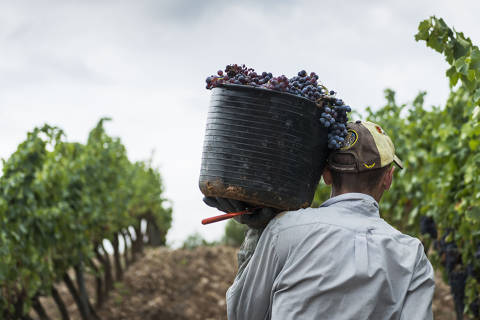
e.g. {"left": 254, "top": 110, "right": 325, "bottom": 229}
{"left": 226, "top": 226, "right": 281, "bottom": 320}
{"left": 400, "top": 248, "right": 435, "bottom": 320}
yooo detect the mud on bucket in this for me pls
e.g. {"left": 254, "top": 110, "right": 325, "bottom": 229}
{"left": 199, "top": 84, "right": 329, "bottom": 211}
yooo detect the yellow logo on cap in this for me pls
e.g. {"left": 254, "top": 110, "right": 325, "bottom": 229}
{"left": 341, "top": 129, "right": 358, "bottom": 150}
{"left": 364, "top": 162, "right": 376, "bottom": 169}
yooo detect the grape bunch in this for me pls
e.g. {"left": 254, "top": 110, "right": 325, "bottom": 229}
{"left": 466, "top": 261, "right": 480, "bottom": 318}
{"left": 450, "top": 269, "right": 468, "bottom": 319}
{"left": 205, "top": 64, "right": 352, "bottom": 150}
{"left": 434, "top": 233, "right": 480, "bottom": 317}
{"left": 322, "top": 105, "right": 351, "bottom": 149}
{"left": 419, "top": 216, "right": 438, "bottom": 239}
{"left": 435, "top": 230, "right": 461, "bottom": 274}
{"left": 434, "top": 230, "right": 468, "bottom": 318}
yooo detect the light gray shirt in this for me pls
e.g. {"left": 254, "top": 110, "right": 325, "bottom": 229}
{"left": 226, "top": 193, "right": 435, "bottom": 320}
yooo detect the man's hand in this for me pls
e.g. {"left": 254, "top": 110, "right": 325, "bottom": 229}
{"left": 202, "top": 197, "right": 279, "bottom": 229}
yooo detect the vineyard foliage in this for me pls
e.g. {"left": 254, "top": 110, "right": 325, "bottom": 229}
{"left": 223, "top": 219, "right": 248, "bottom": 247}
{"left": 315, "top": 17, "right": 480, "bottom": 317}
{"left": 0, "top": 119, "right": 172, "bottom": 318}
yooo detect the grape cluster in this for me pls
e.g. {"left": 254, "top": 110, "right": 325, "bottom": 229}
{"left": 468, "top": 257, "right": 480, "bottom": 318}
{"left": 419, "top": 216, "right": 438, "bottom": 239}
{"left": 434, "top": 230, "right": 468, "bottom": 317}
{"left": 435, "top": 235, "right": 480, "bottom": 317}
{"left": 322, "top": 105, "right": 351, "bottom": 149}
{"left": 435, "top": 230, "right": 461, "bottom": 274}
{"left": 470, "top": 297, "right": 480, "bottom": 318}
{"left": 205, "top": 64, "right": 352, "bottom": 149}
{"left": 450, "top": 269, "right": 467, "bottom": 319}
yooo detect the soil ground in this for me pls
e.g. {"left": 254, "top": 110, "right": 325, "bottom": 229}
{"left": 35, "top": 246, "right": 457, "bottom": 320}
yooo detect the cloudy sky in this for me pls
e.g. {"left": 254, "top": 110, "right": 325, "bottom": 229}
{"left": 1, "top": 0, "right": 479, "bottom": 246}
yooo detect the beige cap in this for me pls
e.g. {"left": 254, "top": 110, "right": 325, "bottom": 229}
{"left": 327, "top": 120, "right": 403, "bottom": 173}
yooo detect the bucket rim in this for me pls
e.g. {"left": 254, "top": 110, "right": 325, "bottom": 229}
{"left": 214, "top": 83, "right": 326, "bottom": 107}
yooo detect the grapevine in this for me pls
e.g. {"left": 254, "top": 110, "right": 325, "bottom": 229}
{"left": 312, "top": 16, "right": 480, "bottom": 319}
{"left": 0, "top": 119, "right": 172, "bottom": 319}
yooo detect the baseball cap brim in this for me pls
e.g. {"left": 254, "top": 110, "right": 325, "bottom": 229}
{"left": 393, "top": 155, "right": 403, "bottom": 169}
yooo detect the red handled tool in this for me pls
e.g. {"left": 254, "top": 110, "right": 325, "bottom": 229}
{"left": 201, "top": 208, "right": 259, "bottom": 225}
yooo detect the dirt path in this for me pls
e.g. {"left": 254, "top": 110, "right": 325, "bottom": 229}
{"left": 97, "top": 246, "right": 237, "bottom": 320}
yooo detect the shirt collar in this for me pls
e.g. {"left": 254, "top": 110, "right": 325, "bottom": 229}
{"left": 320, "top": 193, "right": 380, "bottom": 218}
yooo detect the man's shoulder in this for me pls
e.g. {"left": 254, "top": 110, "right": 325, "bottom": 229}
{"left": 264, "top": 206, "right": 428, "bottom": 272}
{"left": 267, "top": 206, "right": 422, "bottom": 248}
{"left": 265, "top": 206, "right": 363, "bottom": 239}
{"left": 267, "top": 207, "right": 330, "bottom": 231}
{"left": 268, "top": 206, "right": 373, "bottom": 231}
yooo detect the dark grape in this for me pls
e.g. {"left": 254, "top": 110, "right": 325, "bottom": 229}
{"left": 470, "top": 297, "right": 479, "bottom": 318}
{"left": 419, "top": 216, "right": 438, "bottom": 239}
{"left": 445, "top": 245, "right": 461, "bottom": 274}
{"left": 434, "top": 230, "right": 460, "bottom": 273}
{"left": 449, "top": 269, "right": 467, "bottom": 320}
{"left": 474, "top": 245, "right": 480, "bottom": 261}
{"left": 433, "top": 229, "right": 470, "bottom": 318}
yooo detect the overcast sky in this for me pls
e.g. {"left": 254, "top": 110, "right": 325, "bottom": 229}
{"left": 1, "top": 0, "right": 479, "bottom": 246}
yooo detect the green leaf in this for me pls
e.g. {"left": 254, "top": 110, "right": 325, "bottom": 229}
{"left": 446, "top": 66, "right": 460, "bottom": 87}
{"left": 453, "top": 37, "right": 470, "bottom": 59}
{"left": 469, "top": 139, "right": 480, "bottom": 151}
{"left": 427, "top": 35, "right": 445, "bottom": 53}
{"left": 455, "top": 57, "right": 469, "bottom": 75}
{"left": 445, "top": 233, "right": 453, "bottom": 242}
{"left": 467, "top": 207, "right": 480, "bottom": 221}
{"left": 470, "top": 48, "right": 480, "bottom": 70}
{"left": 465, "top": 165, "right": 475, "bottom": 183}
{"left": 415, "top": 19, "right": 432, "bottom": 41}
{"left": 474, "top": 88, "right": 480, "bottom": 104}
{"left": 467, "top": 69, "right": 476, "bottom": 81}
{"left": 473, "top": 106, "right": 480, "bottom": 119}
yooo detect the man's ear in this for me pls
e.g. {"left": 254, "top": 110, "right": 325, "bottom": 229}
{"left": 383, "top": 166, "right": 395, "bottom": 190}
{"left": 323, "top": 167, "right": 333, "bottom": 186}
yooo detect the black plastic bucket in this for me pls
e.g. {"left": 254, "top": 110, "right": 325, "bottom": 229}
{"left": 199, "top": 84, "right": 329, "bottom": 211}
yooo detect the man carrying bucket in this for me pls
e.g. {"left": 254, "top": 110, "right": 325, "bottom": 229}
{"left": 204, "top": 120, "right": 435, "bottom": 320}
